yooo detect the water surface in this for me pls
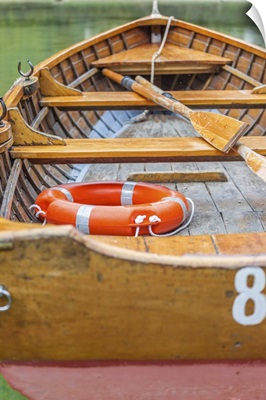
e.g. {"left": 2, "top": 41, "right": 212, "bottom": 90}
{"left": 0, "top": 1, "right": 263, "bottom": 94}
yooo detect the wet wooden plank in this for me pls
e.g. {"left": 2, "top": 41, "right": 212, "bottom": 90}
{"left": 117, "top": 163, "right": 145, "bottom": 181}
{"left": 221, "top": 211, "right": 264, "bottom": 233}
{"left": 83, "top": 163, "right": 120, "bottom": 181}
{"left": 206, "top": 181, "right": 253, "bottom": 212}
{"left": 223, "top": 161, "right": 266, "bottom": 212}
{"left": 177, "top": 182, "right": 218, "bottom": 213}
{"left": 188, "top": 211, "right": 227, "bottom": 235}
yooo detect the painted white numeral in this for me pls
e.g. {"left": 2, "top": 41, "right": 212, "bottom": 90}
{"left": 232, "top": 267, "right": 266, "bottom": 326}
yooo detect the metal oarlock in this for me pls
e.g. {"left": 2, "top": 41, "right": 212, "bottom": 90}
{"left": 18, "top": 59, "right": 34, "bottom": 79}
{"left": 0, "top": 97, "right": 7, "bottom": 127}
{"left": 17, "top": 60, "right": 39, "bottom": 98}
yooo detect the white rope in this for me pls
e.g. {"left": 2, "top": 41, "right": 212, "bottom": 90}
{"left": 29, "top": 204, "right": 47, "bottom": 226}
{"left": 148, "top": 197, "right": 195, "bottom": 237}
{"left": 134, "top": 215, "right": 146, "bottom": 237}
{"left": 133, "top": 198, "right": 194, "bottom": 237}
{"left": 150, "top": 15, "right": 174, "bottom": 84}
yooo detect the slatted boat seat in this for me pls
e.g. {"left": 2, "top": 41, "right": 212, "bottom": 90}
{"left": 40, "top": 90, "right": 266, "bottom": 110}
{"left": 10, "top": 137, "right": 266, "bottom": 164}
{"left": 91, "top": 43, "right": 232, "bottom": 75}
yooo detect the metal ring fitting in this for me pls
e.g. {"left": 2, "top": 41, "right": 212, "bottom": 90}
{"left": 0, "top": 285, "right": 12, "bottom": 312}
{"left": 0, "top": 97, "right": 7, "bottom": 127}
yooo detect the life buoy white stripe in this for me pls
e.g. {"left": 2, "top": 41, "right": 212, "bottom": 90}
{"left": 76, "top": 205, "right": 94, "bottom": 234}
{"left": 54, "top": 187, "right": 74, "bottom": 202}
{"left": 164, "top": 197, "right": 188, "bottom": 222}
{"left": 121, "top": 182, "right": 137, "bottom": 206}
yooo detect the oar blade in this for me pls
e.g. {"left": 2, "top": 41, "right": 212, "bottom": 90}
{"left": 236, "top": 144, "right": 266, "bottom": 183}
{"left": 190, "top": 111, "right": 249, "bottom": 152}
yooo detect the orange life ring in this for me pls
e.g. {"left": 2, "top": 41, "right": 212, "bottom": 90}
{"left": 33, "top": 181, "right": 190, "bottom": 236}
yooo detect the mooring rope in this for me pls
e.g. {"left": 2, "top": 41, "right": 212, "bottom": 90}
{"left": 150, "top": 15, "right": 174, "bottom": 84}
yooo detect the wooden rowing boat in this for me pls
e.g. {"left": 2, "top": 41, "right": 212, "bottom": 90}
{"left": 1, "top": 1, "right": 266, "bottom": 398}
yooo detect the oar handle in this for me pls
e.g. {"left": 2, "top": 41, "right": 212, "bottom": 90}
{"left": 135, "top": 75, "right": 163, "bottom": 94}
{"left": 136, "top": 75, "right": 181, "bottom": 106}
{"left": 102, "top": 68, "right": 191, "bottom": 118}
{"left": 233, "top": 143, "right": 266, "bottom": 182}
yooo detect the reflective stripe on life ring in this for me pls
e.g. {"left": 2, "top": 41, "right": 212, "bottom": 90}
{"left": 121, "top": 181, "right": 137, "bottom": 206}
{"left": 76, "top": 205, "right": 94, "bottom": 235}
{"left": 34, "top": 181, "right": 190, "bottom": 236}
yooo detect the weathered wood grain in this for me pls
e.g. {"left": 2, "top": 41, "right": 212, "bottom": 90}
{"left": 40, "top": 90, "right": 266, "bottom": 110}
{"left": 0, "top": 227, "right": 266, "bottom": 361}
{"left": 10, "top": 137, "right": 266, "bottom": 164}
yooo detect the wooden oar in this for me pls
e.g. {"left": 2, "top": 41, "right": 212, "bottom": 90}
{"left": 135, "top": 74, "right": 266, "bottom": 183}
{"left": 102, "top": 68, "right": 249, "bottom": 153}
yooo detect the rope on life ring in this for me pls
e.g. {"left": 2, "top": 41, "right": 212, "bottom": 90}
{"left": 30, "top": 181, "right": 194, "bottom": 236}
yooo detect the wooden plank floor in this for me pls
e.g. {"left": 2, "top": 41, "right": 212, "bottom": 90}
{"left": 82, "top": 112, "right": 266, "bottom": 236}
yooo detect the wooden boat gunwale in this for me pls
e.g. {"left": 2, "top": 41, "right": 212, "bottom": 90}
{"left": 4, "top": 13, "right": 266, "bottom": 109}
{"left": 1, "top": 223, "right": 266, "bottom": 268}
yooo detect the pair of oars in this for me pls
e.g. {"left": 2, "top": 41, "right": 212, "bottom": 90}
{"left": 102, "top": 68, "right": 266, "bottom": 182}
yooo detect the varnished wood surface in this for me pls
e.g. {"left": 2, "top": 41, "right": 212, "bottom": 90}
{"left": 10, "top": 136, "right": 266, "bottom": 164}
{"left": 40, "top": 90, "right": 266, "bottom": 110}
{"left": 91, "top": 43, "right": 232, "bottom": 74}
{"left": 9, "top": 108, "right": 65, "bottom": 146}
{"left": 0, "top": 226, "right": 266, "bottom": 362}
{"left": 39, "top": 68, "right": 82, "bottom": 97}
{"left": 102, "top": 68, "right": 249, "bottom": 153}
{"left": 0, "top": 122, "right": 12, "bottom": 145}
{"left": 2, "top": 361, "right": 266, "bottom": 400}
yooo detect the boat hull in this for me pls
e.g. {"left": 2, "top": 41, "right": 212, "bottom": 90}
{"left": 1, "top": 8, "right": 266, "bottom": 399}
{"left": 1, "top": 360, "right": 266, "bottom": 400}
{"left": 1, "top": 226, "right": 266, "bottom": 362}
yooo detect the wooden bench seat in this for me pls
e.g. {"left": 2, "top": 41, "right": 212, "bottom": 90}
{"left": 91, "top": 43, "right": 232, "bottom": 75}
{"left": 40, "top": 90, "right": 266, "bottom": 110}
{"left": 10, "top": 136, "right": 266, "bottom": 164}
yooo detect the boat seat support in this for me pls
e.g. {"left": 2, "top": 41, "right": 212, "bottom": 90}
{"left": 9, "top": 108, "right": 65, "bottom": 146}
{"left": 39, "top": 68, "right": 82, "bottom": 97}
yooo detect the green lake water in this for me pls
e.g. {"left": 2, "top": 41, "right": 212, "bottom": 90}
{"left": 0, "top": 0, "right": 264, "bottom": 95}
